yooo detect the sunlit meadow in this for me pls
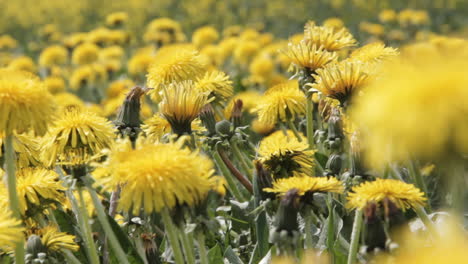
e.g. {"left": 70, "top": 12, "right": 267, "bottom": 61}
{"left": 0, "top": 0, "right": 468, "bottom": 263}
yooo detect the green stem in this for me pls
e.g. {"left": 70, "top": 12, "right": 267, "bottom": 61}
{"left": 414, "top": 206, "right": 437, "bottom": 234}
{"left": 4, "top": 134, "right": 25, "bottom": 264}
{"left": 286, "top": 119, "right": 302, "bottom": 142}
{"left": 197, "top": 232, "right": 208, "bottom": 264}
{"left": 347, "top": 210, "right": 363, "bottom": 264}
{"left": 408, "top": 160, "right": 431, "bottom": 212}
{"left": 161, "top": 208, "right": 185, "bottom": 264}
{"left": 304, "top": 210, "right": 314, "bottom": 249}
{"left": 231, "top": 141, "right": 253, "bottom": 180}
{"left": 306, "top": 99, "right": 315, "bottom": 149}
{"left": 179, "top": 228, "right": 195, "bottom": 264}
{"left": 86, "top": 186, "right": 130, "bottom": 264}
{"left": 63, "top": 249, "right": 83, "bottom": 264}
{"left": 77, "top": 187, "right": 100, "bottom": 264}
{"left": 212, "top": 150, "right": 245, "bottom": 201}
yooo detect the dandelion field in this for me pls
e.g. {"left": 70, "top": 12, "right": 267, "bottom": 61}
{"left": 1, "top": 1, "right": 468, "bottom": 263}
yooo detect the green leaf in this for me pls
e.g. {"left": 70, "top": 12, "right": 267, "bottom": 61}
{"left": 207, "top": 244, "right": 224, "bottom": 264}
{"left": 315, "top": 152, "right": 329, "bottom": 169}
{"left": 224, "top": 246, "right": 243, "bottom": 264}
{"left": 106, "top": 215, "right": 146, "bottom": 263}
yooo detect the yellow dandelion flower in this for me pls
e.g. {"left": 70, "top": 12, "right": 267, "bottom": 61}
{"left": 147, "top": 18, "right": 182, "bottom": 34}
{"left": 264, "top": 176, "right": 344, "bottom": 197}
{"left": 251, "top": 118, "right": 275, "bottom": 135}
{"left": 0, "top": 132, "right": 42, "bottom": 168}
{"left": 350, "top": 54, "right": 468, "bottom": 167}
{"left": 0, "top": 69, "right": 56, "bottom": 135}
{"left": 69, "top": 65, "right": 95, "bottom": 91}
{"left": 349, "top": 42, "right": 398, "bottom": 64}
{"left": 159, "top": 81, "right": 210, "bottom": 135}
{"left": 249, "top": 55, "right": 275, "bottom": 77}
{"left": 258, "top": 130, "right": 315, "bottom": 177}
{"left": 359, "top": 22, "right": 385, "bottom": 36}
{"left": 63, "top": 33, "right": 87, "bottom": 50}
{"left": 192, "top": 26, "right": 219, "bottom": 49}
{"left": 104, "top": 141, "right": 216, "bottom": 214}
{"left": 200, "top": 45, "right": 223, "bottom": 67}
{"left": 53, "top": 92, "right": 85, "bottom": 111}
{"left": 304, "top": 21, "right": 357, "bottom": 51}
{"left": 0, "top": 35, "right": 17, "bottom": 50}
{"left": 218, "top": 37, "right": 238, "bottom": 61}
{"left": 44, "top": 76, "right": 66, "bottom": 94}
{"left": 195, "top": 70, "right": 233, "bottom": 103}
{"left": 35, "top": 225, "right": 79, "bottom": 252}
{"left": 41, "top": 107, "right": 115, "bottom": 167}
{"left": 106, "top": 12, "right": 128, "bottom": 27}
{"left": 128, "top": 53, "right": 154, "bottom": 76}
{"left": 141, "top": 115, "right": 171, "bottom": 141}
{"left": 209, "top": 176, "right": 227, "bottom": 196}
{"left": 323, "top": 17, "right": 345, "bottom": 29}
{"left": 146, "top": 47, "right": 206, "bottom": 101}
{"left": 107, "top": 79, "right": 135, "bottom": 99}
{"left": 0, "top": 207, "right": 24, "bottom": 251}
{"left": 310, "top": 60, "right": 370, "bottom": 106}
{"left": 39, "top": 45, "right": 68, "bottom": 67}
{"left": 233, "top": 40, "right": 260, "bottom": 66}
{"left": 0, "top": 168, "right": 66, "bottom": 215}
{"left": 347, "top": 179, "right": 426, "bottom": 211}
{"left": 283, "top": 41, "right": 337, "bottom": 72}
{"left": 8, "top": 56, "right": 36, "bottom": 73}
{"left": 379, "top": 9, "right": 397, "bottom": 23}
{"left": 100, "top": 45, "right": 124, "bottom": 61}
{"left": 72, "top": 43, "right": 100, "bottom": 65}
{"left": 254, "top": 81, "right": 306, "bottom": 126}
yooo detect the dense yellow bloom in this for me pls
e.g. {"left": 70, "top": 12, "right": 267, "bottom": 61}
{"left": 37, "top": 225, "right": 79, "bottom": 252}
{"left": 310, "top": 60, "right": 370, "bottom": 106}
{"left": 350, "top": 54, "right": 468, "bottom": 167}
{"left": 0, "top": 168, "right": 66, "bottom": 215}
{"left": 0, "top": 207, "right": 24, "bottom": 251}
{"left": 159, "top": 81, "right": 210, "bottom": 135}
{"left": 103, "top": 141, "right": 216, "bottom": 214}
{"left": 146, "top": 46, "right": 206, "bottom": 100}
{"left": 195, "top": 70, "right": 233, "bottom": 102}
{"left": 304, "top": 22, "right": 356, "bottom": 51}
{"left": 265, "top": 176, "right": 344, "bottom": 197}
{"left": 44, "top": 76, "right": 66, "bottom": 94}
{"left": 142, "top": 115, "right": 204, "bottom": 141}
{"left": 254, "top": 81, "right": 306, "bottom": 125}
{"left": 39, "top": 45, "right": 68, "bottom": 67}
{"left": 0, "top": 35, "right": 17, "bottom": 50}
{"left": 283, "top": 42, "right": 337, "bottom": 72}
{"left": 249, "top": 55, "right": 275, "bottom": 77}
{"left": 100, "top": 45, "right": 124, "bottom": 61}
{"left": 192, "top": 26, "right": 219, "bottom": 48}
{"left": 0, "top": 69, "right": 56, "bottom": 135}
{"left": 106, "top": 12, "right": 128, "bottom": 27}
{"left": 41, "top": 107, "right": 115, "bottom": 167}
{"left": 72, "top": 43, "right": 100, "bottom": 65}
{"left": 106, "top": 79, "right": 135, "bottom": 99}
{"left": 349, "top": 42, "right": 398, "bottom": 64}
{"left": 53, "top": 92, "right": 85, "bottom": 111}
{"left": 347, "top": 179, "right": 426, "bottom": 211}
{"left": 8, "top": 56, "right": 36, "bottom": 73}
{"left": 258, "top": 130, "right": 314, "bottom": 177}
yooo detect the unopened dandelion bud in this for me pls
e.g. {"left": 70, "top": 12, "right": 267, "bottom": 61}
{"left": 215, "top": 120, "right": 232, "bottom": 136}
{"left": 254, "top": 161, "right": 275, "bottom": 201}
{"left": 199, "top": 104, "right": 217, "bottom": 136}
{"left": 115, "top": 86, "right": 146, "bottom": 142}
{"left": 26, "top": 235, "right": 46, "bottom": 257}
{"left": 325, "top": 153, "right": 342, "bottom": 176}
{"left": 274, "top": 189, "right": 300, "bottom": 235}
{"left": 230, "top": 99, "right": 243, "bottom": 128}
{"left": 328, "top": 108, "right": 343, "bottom": 141}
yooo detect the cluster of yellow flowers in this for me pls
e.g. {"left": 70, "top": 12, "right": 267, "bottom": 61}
{"left": 0, "top": 2, "right": 467, "bottom": 264}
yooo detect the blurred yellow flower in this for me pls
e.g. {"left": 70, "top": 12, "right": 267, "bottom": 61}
{"left": 39, "top": 45, "right": 68, "bottom": 67}
{"left": 0, "top": 207, "right": 24, "bottom": 251}
{"left": 265, "top": 176, "right": 344, "bottom": 197}
{"left": 106, "top": 12, "right": 128, "bottom": 27}
{"left": 192, "top": 26, "right": 219, "bottom": 49}
{"left": 8, "top": 56, "right": 36, "bottom": 73}
{"left": 44, "top": 76, "right": 66, "bottom": 94}
{"left": 349, "top": 42, "right": 398, "bottom": 64}
{"left": 72, "top": 43, "right": 100, "bottom": 65}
